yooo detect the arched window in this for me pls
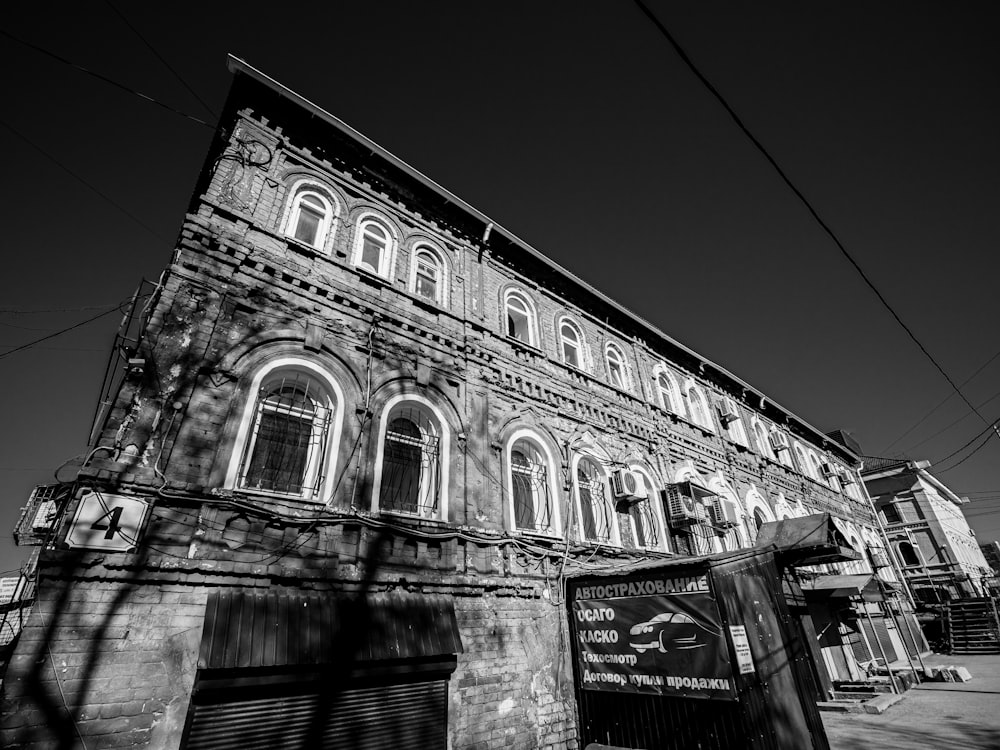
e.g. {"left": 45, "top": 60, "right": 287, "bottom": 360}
{"left": 654, "top": 368, "right": 682, "bottom": 414}
{"left": 353, "top": 218, "right": 394, "bottom": 278}
{"left": 629, "top": 469, "right": 664, "bottom": 551}
{"left": 504, "top": 290, "right": 537, "bottom": 345}
{"left": 559, "top": 319, "right": 584, "bottom": 369}
{"left": 287, "top": 189, "right": 334, "bottom": 249}
{"left": 808, "top": 451, "right": 824, "bottom": 482}
{"left": 685, "top": 384, "right": 714, "bottom": 431}
{"left": 374, "top": 399, "right": 445, "bottom": 518}
{"left": 507, "top": 435, "right": 556, "bottom": 534}
{"left": 720, "top": 397, "right": 749, "bottom": 447}
{"left": 605, "top": 343, "right": 629, "bottom": 390}
{"left": 411, "top": 247, "right": 444, "bottom": 304}
{"left": 234, "top": 367, "right": 337, "bottom": 499}
{"left": 753, "top": 508, "right": 767, "bottom": 532}
{"left": 576, "top": 457, "right": 613, "bottom": 544}
{"left": 898, "top": 541, "right": 920, "bottom": 567}
{"left": 793, "top": 443, "right": 810, "bottom": 477}
{"left": 752, "top": 420, "right": 774, "bottom": 460}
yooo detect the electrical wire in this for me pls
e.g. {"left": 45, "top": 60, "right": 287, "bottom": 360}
{"left": 932, "top": 417, "right": 1000, "bottom": 467}
{"left": 881, "top": 346, "right": 1000, "bottom": 453}
{"left": 0, "top": 303, "right": 128, "bottom": 362}
{"left": 936, "top": 429, "right": 998, "bottom": 475}
{"left": 0, "top": 30, "right": 215, "bottom": 129}
{"left": 0, "top": 118, "right": 166, "bottom": 241}
{"left": 630, "top": 0, "right": 999, "bottom": 446}
{"left": 103, "top": 0, "right": 218, "bottom": 119}
{"left": 897, "top": 387, "right": 1000, "bottom": 456}
{"left": 0, "top": 302, "right": 125, "bottom": 314}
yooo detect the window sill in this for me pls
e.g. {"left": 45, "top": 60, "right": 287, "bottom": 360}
{"left": 505, "top": 335, "right": 545, "bottom": 358}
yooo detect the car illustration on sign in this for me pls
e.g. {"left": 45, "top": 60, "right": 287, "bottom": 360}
{"left": 628, "top": 612, "right": 717, "bottom": 653}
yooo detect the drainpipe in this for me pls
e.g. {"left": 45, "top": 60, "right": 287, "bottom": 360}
{"left": 869, "top": 548, "right": 922, "bottom": 684}
{"left": 857, "top": 462, "right": 916, "bottom": 608}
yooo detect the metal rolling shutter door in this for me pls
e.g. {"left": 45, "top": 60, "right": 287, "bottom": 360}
{"left": 185, "top": 678, "right": 447, "bottom": 750}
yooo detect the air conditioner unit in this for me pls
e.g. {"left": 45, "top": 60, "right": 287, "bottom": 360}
{"left": 13, "top": 484, "right": 62, "bottom": 546}
{"left": 820, "top": 463, "right": 837, "bottom": 478}
{"left": 840, "top": 473, "right": 856, "bottom": 486}
{"left": 708, "top": 498, "right": 740, "bottom": 528}
{"left": 717, "top": 403, "right": 739, "bottom": 427}
{"left": 610, "top": 469, "right": 646, "bottom": 503}
{"left": 665, "top": 483, "right": 700, "bottom": 525}
{"left": 869, "top": 548, "right": 891, "bottom": 569}
{"left": 769, "top": 431, "right": 789, "bottom": 452}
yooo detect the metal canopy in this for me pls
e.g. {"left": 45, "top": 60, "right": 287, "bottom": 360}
{"left": 754, "top": 513, "right": 861, "bottom": 565}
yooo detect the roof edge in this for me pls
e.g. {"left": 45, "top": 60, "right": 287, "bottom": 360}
{"left": 224, "top": 54, "right": 857, "bottom": 462}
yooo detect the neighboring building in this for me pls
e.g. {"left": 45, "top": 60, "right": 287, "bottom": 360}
{"left": 981, "top": 541, "right": 1000, "bottom": 574}
{"left": 863, "top": 456, "right": 992, "bottom": 602}
{"left": 1, "top": 58, "right": 910, "bottom": 749}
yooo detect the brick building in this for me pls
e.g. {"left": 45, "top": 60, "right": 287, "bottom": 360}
{"left": 1, "top": 58, "right": 910, "bottom": 749}
{"left": 863, "top": 456, "right": 992, "bottom": 602}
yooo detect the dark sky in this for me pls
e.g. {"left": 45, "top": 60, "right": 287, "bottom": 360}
{"left": 2, "top": 2, "right": 998, "bottom": 575}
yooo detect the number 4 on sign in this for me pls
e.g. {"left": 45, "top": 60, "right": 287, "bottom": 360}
{"left": 66, "top": 490, "right": 150, "bottom": 551}
{"left": 90, "top": 505, "right": 124, "bottom": 540}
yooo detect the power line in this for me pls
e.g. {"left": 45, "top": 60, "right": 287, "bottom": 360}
{"left": 0, "top": 29, "right": 215, "bottom": 129}
{"left": 103, "top": 0, "right": 217, "bottom": 119}
{"left": 936, "top": 430, "right": 997, "bottom": 475}
{"left": 630, "top": 0, "right": 1000, "bottom": 449}
{"left": 899, "top": 387, "right": 1000, "bottom": 455}
{"left": 881, "top": 346, "right": 1000, "bottom": 453}
{"left": 0, "top": 302, "right": 124, "bottom": 314}
{"left": 0, "top": 304, "right": 126, "bottom": 362}
{"left": 932, "top": 418, "right": 1000, "bottom": 466}
{"left": 0, "top": 119, "right": 166, "bottom": 241}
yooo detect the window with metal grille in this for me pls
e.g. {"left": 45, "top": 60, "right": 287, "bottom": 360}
{"left": 239, "top": 373, "right": 332, "bottom": 497}
{"left": 577, "top": 458, "right": 613, "bottom": 544}
{"left": 379, "top": 404, "right": 441, "bottom": 517}
{"left": 628, "top": 472, "right": 661, "bottom": 550}
{"left": 510, "top": 439, "right": 553, "bottom": 533}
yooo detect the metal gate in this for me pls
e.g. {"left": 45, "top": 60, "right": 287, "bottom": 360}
{"left": 185, "top": 677, "right": 447, "bottom": 750}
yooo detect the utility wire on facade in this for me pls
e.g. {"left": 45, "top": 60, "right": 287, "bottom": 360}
{"left": 630, "top": 0, "right": 1000, "bottom": 450}
{"left": 0, "top": 119, "right": 167, "bottom": 241}
{"left": 103, "top": 0, "right": 218, "bottom": 119}
{"left": 0, "top": 30, "right": 215, "bottom": 129}
{"left": 0, "top": 304, "right": 127, "bottom": 362}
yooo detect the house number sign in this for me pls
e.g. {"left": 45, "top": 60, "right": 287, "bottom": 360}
{"left": 66, "top": 489, "right": 149, "bottom": 551}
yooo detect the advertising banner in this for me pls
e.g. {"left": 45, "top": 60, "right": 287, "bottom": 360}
{"left": 571, "top": 572, "right": 735, "bottom": 700}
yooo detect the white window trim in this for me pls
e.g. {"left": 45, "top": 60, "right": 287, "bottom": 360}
{"left": 628, "top": 465, "right": 668, "bottom": 552}
{"left": 370, "top": 393, "right": 450, "bottom": 521}
{"left": 224, "top": 357, "right": 345, "bottom": 503}
{"left": 745, "top": 488, "right": 774, "bottom": 541}
{"left": 708, "top": 478, "right": 748, "bottom": 551}
{"left": 504, "top": 429, "right": 561, "bottom": 537}
{"left": 572, "top": 453, "right": 620, "bottom": 546}
{"left": 604, "top": 342, "right": 632, "bottom": 391}
{"left": 558, "top": 316, "right": 587, "bottom": 371}
{"left": 750, "top": 417, "right": 775, "bottom": 460}
{"left": 503, "top": 288, "right": 539, "bottom": 346}
{"left": 683, "top": 380, "right": 715, "bottom": 432}
{"left": 409, "top": 243, "right": 448, "bottom": 307}
{"left": 652, "top": 364, "right": 683, "bottom": 415}
{"left": 279, "top": 180, "right": 340, "bottom": 253}
{"left": 722, "top": 397, "right": 749, "bottom": 447}
{"left": 351, "top": 212, "right": 398, "bottom": 280}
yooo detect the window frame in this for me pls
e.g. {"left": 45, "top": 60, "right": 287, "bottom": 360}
{"left": 604, "top": 342, "right": 630, "bottom": 391}
{"left": 351, "top": 214, "right": 397, "bottom": 279}
{"left": 573, "top": 454, "right": 618, "bottom": 546}
{"left": 684, "top": 381, "right": 715, "bottom": 432}
{"left": 504, "top": 429, "right": 561, "bottom": 537}
{"left": 370, "top": 394, "right": 450, "bottom": 520}
{"left": 653, "top": 366, "right": 683, "bottom": 415}
{"left": 626, "top": 466, "right": 668, "bottom": 552}
{"left": 280, "top": 181, "right": 339, "bottom": 253}
{"left": 410, "top": 244, "right": 447, "bottom": 306}
{"left": 558, "top": 317, "right": 586, "bottom": 371}
{"left": 503, "top": 289, "right": 538, "bottom": 346}
{"left": 225, "top": 357, "right": 345, "bottom": 503}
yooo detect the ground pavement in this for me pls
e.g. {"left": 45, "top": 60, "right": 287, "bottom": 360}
{"left": 821, "top": 653, "right": 1000, "bottom": 750}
